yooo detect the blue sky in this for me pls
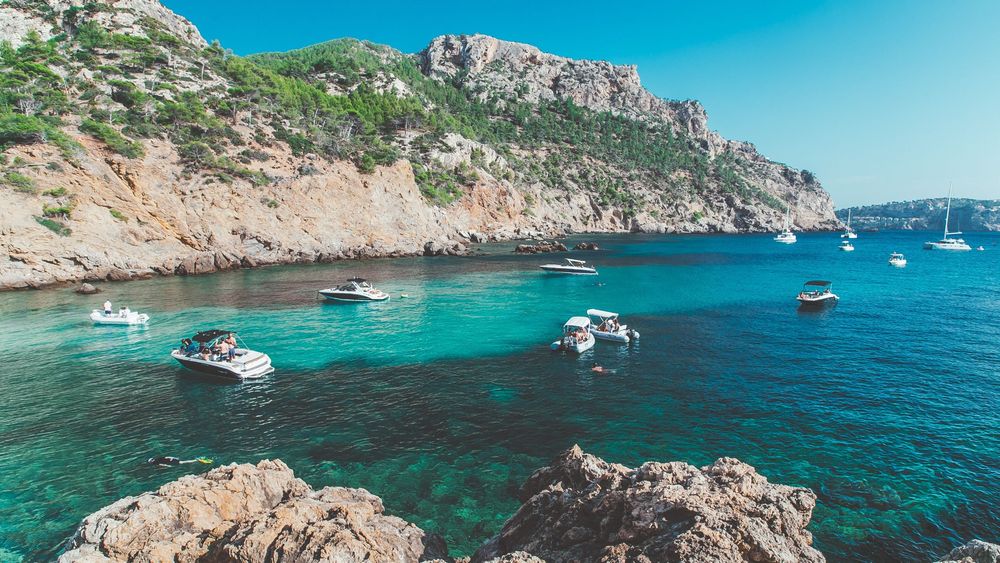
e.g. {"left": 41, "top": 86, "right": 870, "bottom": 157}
{"left": 162, "top": 0, "right": 1000, "bottom": 207}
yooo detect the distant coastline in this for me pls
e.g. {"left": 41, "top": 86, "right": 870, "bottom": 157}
{"left": 838, "top": 198, "right": 1000, "bottom": 232}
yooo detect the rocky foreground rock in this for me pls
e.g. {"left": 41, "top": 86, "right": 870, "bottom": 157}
{"left": 60, "top": 447, "right": 833, "bottom": 562}
{"left": 936, "top": 540, "right": 1000, "bottom": 563}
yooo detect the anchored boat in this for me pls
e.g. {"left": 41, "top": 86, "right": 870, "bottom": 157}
{"left": 838, "top": 240, "right": 855, "bottom": 252}
{"left": 796, "top": 280, "right": 839, "bottom": 309}
{"left": 319, "top": 278, "right": 390, "bottom": 302}
{"left": 551, "top": 316, "right": 596, "bottom": 353}
{"left": 889, "top": 252, "right": 907, "bottom": 267}
{"left": 90, "top": 306, "right": 149, "bottom": 326}
{"left": 171, "top": 330, "right": 274, "bottom": 380}
{"left": 924, "top": 191, "right": 971, "bottom": 251}
{"left": 841, "top": 209, "right": 858, "bottom": 239}
{"left": 539, "top": 258, "right": 598, "bottom": 275}
{"left": 774, "top": 208, "right": 797, "bottom": 244}
{"left": 587, "top": 308, "right": 639, "bottom": 344}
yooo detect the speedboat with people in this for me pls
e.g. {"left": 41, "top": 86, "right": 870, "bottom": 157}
{"left": 551, "top": 316, "right": 596, "bottom": 353}
{"left": 773, "top": 208, "right": 797, "bottom": 244}
{"left": 838, "top": 240, "right": 855, "bottom": 252}
{"left": 171, "top": 330, "right": 274, "bottom": 380}
{"left": 539, "top": 258, "right": 598, "bottom": 275}
{"left": 924, "top": 190, "right": 971, "bottom": 251}
{"left": 587, "top": 309, "right": 639, "bottom": 344}
{"left": 90, "top": 301, "right": 149, "bottom": 326}
{"left": 318, "top": 278, "right": 390, "bottom": 302}
{"left": 796, "top": 280, "right": 839, "bottom": 309}
{"left": 889, "top": 252, "right": 907, "bottom": 267}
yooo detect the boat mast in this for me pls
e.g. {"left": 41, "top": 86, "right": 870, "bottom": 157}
{"left": 943, "top": 187, "right": 952, "bottom": 239}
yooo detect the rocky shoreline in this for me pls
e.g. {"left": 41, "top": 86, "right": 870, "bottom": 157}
{"left": 57, "top": 445, "right": 998, "bottom": 562}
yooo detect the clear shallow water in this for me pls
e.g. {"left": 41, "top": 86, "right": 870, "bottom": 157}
{"left": 0, "top": 232, "right": 998, "bottom": 561}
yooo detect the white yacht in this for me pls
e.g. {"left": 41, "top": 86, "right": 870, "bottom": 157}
{"left": 171, "top": 330, "right": 274, "bottom": 380}
{"left": 923, "top": 191, "right": 971, "bottom": 251}
{"left": 319, "top": 278, "right": 390, "bottom": 302}
{"left": 889, "top": 252, "right": 907, "bottom": 267}
{"left": 539, "top": 258, "right": 597, "bottom": 275}
{"left": 774, "top": 208, "right": 797, "bottom": 244}
{"left": 796, "top": 280, "right": 839, "bottom": 308}
{"left": 841, "top": 209, "right": 858, "bottom": 239}
{"left": 587, "top": 309, "right": 639, "bottom": 344}
{"left": 551, "top": 316, "right": 596, "bottom": 353}
{"left": 838, "top": 240, "right": 855, "bottom": 252}
{"left": 90, "top": 306, "right": 149, "bottom": 326}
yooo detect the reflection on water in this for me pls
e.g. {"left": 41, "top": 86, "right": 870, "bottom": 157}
{"left": 0, "top": 232, "right": 998, "bottom": 561}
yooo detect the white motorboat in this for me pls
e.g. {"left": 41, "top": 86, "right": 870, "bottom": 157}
{"left": 838, "top": 240, "right": 855, "bottom": 252}
{"left": 977, "top": 246, "right": 985, "bottom": 251}
{"left": 171, "top": 330, "right": 274, "bottom": 380}
{"left": 840, "top": 209, "right": 858, "bottom": 239}
{"left": 796, "top": 280, "right": 839, "bottom": 309}
{"left": 550, "top": 316, "right": 596, "bottom": 353}
{"left": 924, "top": 190, "right": 971, "bottom": 251}
{"left": 319, "top": 278, "right": 390, "bottom": 302}
{"left": 889, "top": 252, "right": 907, "bottom": 267}
{"left": 587, "top": 308, "right": 639, "bottom": 344}
{"left": 539, "top": 258, "right": 598, "bottom": 275}
{"left": 774, "top": 207, "right": 797, "bottom": 244}
{"left": 90, "top": 307, "right": 149, "bottom": 326}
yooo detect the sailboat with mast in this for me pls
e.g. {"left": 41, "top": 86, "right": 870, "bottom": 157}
{"left": 840, "top": 209, "right": 858, "bottom": 239}
{"left": 923, "top": 190, "right": 971, "bottom": 251}
{"left": 773, "top": 207, "right": 797, "bottom": 244}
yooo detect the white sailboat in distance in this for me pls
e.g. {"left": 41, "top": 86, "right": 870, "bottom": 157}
{"left": 923, "top": 190, "right": 971, "bottom": 251}
{"left": 774, "top": 207, "right": 797, "bottom": 244}
{"left": 841, "top": 209, "right": 858, "bottom": 239}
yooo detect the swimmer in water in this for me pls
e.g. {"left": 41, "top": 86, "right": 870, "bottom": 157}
{"left": 147, "top": 456, "right": 213, "bottom": 467}
{"left": 591, "top": 362, "right": 616, "bottom": 375}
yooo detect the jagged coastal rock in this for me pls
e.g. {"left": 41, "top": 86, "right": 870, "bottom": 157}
{"left": 936, "top": 540, "right": 1000, "bottom": 563}
{"left": 514, "top": 241, "right": 568, "bottom": 254}
{"left": 60, "top": 447, "right": 827, "bottom": 562}
{"left": 1, "top": 1, "right": 838, "bottom": 291}
{"left": 59, "top": 459, "right": 448, "bottom": 562}
{"left": 472, "top": 445, "right": 824, "bottom": 563}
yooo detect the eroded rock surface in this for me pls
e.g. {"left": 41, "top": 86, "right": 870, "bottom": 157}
{"left": 59, "top": 460, "right": 447, "bottom": 563}
{"left": 936, "top": 540, "right": 1000, "bottom": 563}
{"left": 472, "top": 445, "right": 824, "bottom": 563}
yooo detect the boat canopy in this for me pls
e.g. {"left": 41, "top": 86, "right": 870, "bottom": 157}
{"left": 803, "top": 280, "right": 832, "bottom": 287}
{"left": 586, "top": 308, "right": 618, "bottom": 319}
{"left": 565, "top": 258, "right": 587, "bottom": 266}
{"left": 192, "top": 329, "right": 233, "bottom": 343}
{"left": 564, "top": 316, "right": 591, "bottom": 329}
{"left": 347, "top": 277, "right": 368, "bottom": 283}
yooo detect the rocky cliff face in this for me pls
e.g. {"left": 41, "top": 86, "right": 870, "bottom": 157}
{"left": 0, "top": 2, "right": 838, "bottom": 290}
{"left": 59, "top": 447, "right": 829, "bottom": 562}
{"left": 838, "top": 198, "right": 1000, "bottom": 232}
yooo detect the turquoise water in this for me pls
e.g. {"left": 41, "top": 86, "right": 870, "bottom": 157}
{"left": 0, "top": 232, "right": 998, "bottom": 561}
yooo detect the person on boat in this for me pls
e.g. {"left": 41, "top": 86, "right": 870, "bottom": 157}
{"left": 103, "top": 300, "right": 112, "bottom": 316}
{"left": 200, "top": 346, "right": 212, "bottom": 361}
{"left": 216, "top": 340, "right": 231, "bottom": 362}
{"left": 224, "top": 333, "right": 238, "bottom": 358}
{"left": 181, "top": 339, "right": 198, "bottom": 356}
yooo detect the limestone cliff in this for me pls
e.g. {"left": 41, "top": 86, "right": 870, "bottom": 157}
{"left": 0, "top": 1, "right": 838, "bottom": 290}
{"left": 59, "top": 448, "right": 826, "bottom": 562}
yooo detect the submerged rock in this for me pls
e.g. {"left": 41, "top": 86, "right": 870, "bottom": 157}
{"left": 936, "top": 539, "right": 1000, "bottom": 563}
{"left": 74, "top": 283, "right": 100, "bottom": 294}
{"left": 573, "top": 242, "right": 600, "bottom": 250}
{"left": 514, "top": 241, "right": 567, "bottom": 254}
{"left": 472, "top": 445, "right": 824, "bottom": 563}
{"left": 59, "top": 459, "right": 447, "bottom": 562}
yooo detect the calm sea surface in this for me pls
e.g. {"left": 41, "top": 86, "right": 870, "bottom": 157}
{"left": 0, "top": 232, "right": 997, "bottom": 561}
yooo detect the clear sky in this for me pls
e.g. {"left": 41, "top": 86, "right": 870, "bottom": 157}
{"left": 162, "top": 0, "right": 1000, "bottom": 207}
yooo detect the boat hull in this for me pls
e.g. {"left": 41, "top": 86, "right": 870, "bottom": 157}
{"left": 90, "top": 310, "right": 149, "bottom": 325}
{"left": 319, "top": 291, "right": 389, "bottom": 302}
{"left": 796, "top": 294, "right": 839, "bottom": 309}
{"left": 591, "top": 327, "right": 638, "bottom": 344}
{"left": 171, "top": 350, "right": 274, "bottom": 380}
{"left": 889, "top": 260, "right": 907, "bottom": 267}
{"left": 539, "top": 265, "right": 597, "bottom": 275}
{"left": 923, "top": 242, "right": 971, "bottom": 251}
{"left": 550, "top": 334, "right": 596, "bottom": 353}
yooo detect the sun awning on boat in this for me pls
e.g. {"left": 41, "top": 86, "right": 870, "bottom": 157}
{"left": 804, "top": 280, "right": 832, "bottom": 287}
{"left": 564, "top": 316, "right": 591, "bottom": 328}
{"left": 586, "top": 309, "right": 618, "bottom": 318}
{"left": 192, "top": 329, "right": 232, "bottom": 343}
